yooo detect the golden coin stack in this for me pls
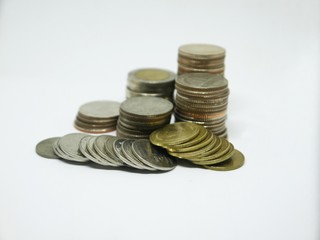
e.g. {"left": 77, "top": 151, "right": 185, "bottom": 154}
{"left": 150, "top": 122, "right": 244, "bottom": 171}
{"left": 117, "top": 96, "right": 173, "bottom": 139}
{"left": 126, "top": 68, "right": 176, "bottom": 102}
{"left": 178, "top": 43, "right": 226, "bottom": 75}
{"left": 174, "top": 73, "right": 229, "bottom": 138}
{"left": 74, "top": 101, "right": 120, "bottom": 133}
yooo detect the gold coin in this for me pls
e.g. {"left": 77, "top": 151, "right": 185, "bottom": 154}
{"left": 149, "top": 122, "right": 200, "bottom": 147}
{"left": 192, "top": 142, "right": 235, "bottom": 165}
{"left": 197, "top": 136, "right": 222, "bottom": 157}
{"left": 168, "top": 131, "right": 213, "bottom": 153}
{"left": 203, "top": 149, "right": 245, "bottom": 171}
{"left": 166, "top": 126, "right": 208, "bottom": 151}
{"left": 168, "top": 134, "right": 216, "bottom": 159}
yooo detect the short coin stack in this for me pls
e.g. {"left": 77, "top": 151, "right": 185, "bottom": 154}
{"left": 178, "top": 43, "right": 225, "bottom": 75}
{"left": 150, "top": 122, "right": 244, "bottom": 171}
{"left": 117, "top": 96, "right": 173, "bottom": 139}
{"left": 126, "top": 68, "right": 176, "bottom": 102}
{"left": 174, "top": 73, "right": 229, "bottom": 138}
{"left": 74, "top": 101, "right": 120, "bottom": 133}
{"left": 36, "top": 133, "right": 177, "bottom": 171}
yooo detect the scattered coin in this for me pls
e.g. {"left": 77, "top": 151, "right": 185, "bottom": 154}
{"left": 149, "top": 122, "right": 244, "bottom": 171}
{"left": 35, "top": 137, "right": 60, "bottom": 159}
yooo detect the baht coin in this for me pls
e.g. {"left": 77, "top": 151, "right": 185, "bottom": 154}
{"left": 203, "top": 149, "right": 245, "bottom": 171}
{"left": 36, "top": 137, "right": 61, "bottom": 159}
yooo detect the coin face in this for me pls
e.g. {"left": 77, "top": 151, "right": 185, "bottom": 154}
{"left": 179, "top": 43, "right": 225, "bottom": 59}
{"left": 150, "top": 122, "right": 200, "bottom": 147}
{"left": 134, "top": 69, "right": 171, "bottom": 81}
{"left": 58, "top": 133, "right": 89, "bottom": 162}
{"left": 120, "top": 97, "right": 173, "bottom": 118}
{"left": 78, "top": 101, "right": 120, "bottom": 119}
{"left": 36, "top": 137, "right": 61, "bottom": 159}
{"left": 132, "top": 139, "right": 176, "bottom": 171}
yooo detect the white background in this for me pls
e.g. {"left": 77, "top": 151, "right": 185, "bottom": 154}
{"left": 0, "top": 0, "right": 319, "bottom": 239}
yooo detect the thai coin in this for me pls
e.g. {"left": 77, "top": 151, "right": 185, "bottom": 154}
{"left": 178, "top": 43, "right": 225, "bottom": 60}
{"left": 166, "top": 125, "right": 208, "bottom": 151}
{"left": 204, "top": 149, "right": 244, "bottom": 171}
{"left": 36, "top": 137, "right": 60, "bottom": 159}
{"left": 52, "top": 138, "right": 80, "bottom": 161}
{"left": 120, "top": 96, "right": 173, "bottom": 119}
{"left": 79, "top": 135, "right": 102, "bottom": 163}
{"left": 132, "top": 139, "right": 176, "bottom": 171}
{"left": 94, "top": 136, "right": 124, "bottom": 166}
{"left": 57, "top": 133, "right": 89, "bottom": 162}
{"left": 104, "top": 136, "right": 124, "bottom": 163}
{"left": 78, "top": 100, "right": 120, "bottom": 120}
{"left": 150, "top": 122, "right": 200, "bottom": 147}
{"left": 176, "top": 73, "right": 228, "bottom": 92}
{"left": 120, "top": 139, "right": 153, "bottom": 170}
{"left": 178, "top": 65, "right": 225, "bottom": 74}
{"left": 112, "top": 138, "right": 135, "bottom": 168}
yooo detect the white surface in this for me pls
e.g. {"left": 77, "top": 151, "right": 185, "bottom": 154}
{"left": 0, "top": 0, "right": 319, "bottom": 239}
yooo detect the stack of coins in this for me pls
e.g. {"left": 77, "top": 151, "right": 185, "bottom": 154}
{"left": 150, "top": 122, "right": 244, "bottom": 171}
{"left": 174, "top": 73, "right": 229, "bottom": 138}
{"left": 117, "top": 96, "right": 173, "bottom": 139}
{"left": 74, "top": 100, "right": 120, "bottom": 133}
{"left": 36, "top": 133, "right": 176, "bottom": 171}
{"left": 178, "top": 43, "right": 225, "bottom": 75}
{"left": 126, "top": 68, "right": 176, "bottom": 102}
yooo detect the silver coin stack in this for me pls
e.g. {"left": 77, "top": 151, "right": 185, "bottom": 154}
{"left": 174, "top": 73, "right": 229, "bottom": 138}
{"left": 117, "top": 96, "right": 173, "bottom": 139}
{"left": 36, "top": 133, "right": 176, "bottom": 171}
{"left": 126, "top": 68, "right": 176, "bottom": 102}
{"left": 178, "top": 43, "right": 225, "bottom": 75}
{"left": 74, "top": 101, "right": 120, "bottom": 133}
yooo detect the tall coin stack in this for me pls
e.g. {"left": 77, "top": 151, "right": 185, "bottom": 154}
{"left": 178, "top": 43, "right": 225, "bottom": 75}
{"left": 117, "top": 96, "right": 173, "bottom": 139}
{"left": 126, "top": 68, "right": 176, "bottom": 102}
{"left": 174, "top": 73, "right": 229, "bottom": 138}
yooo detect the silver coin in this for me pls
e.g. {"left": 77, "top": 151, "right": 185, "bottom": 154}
{"left": 120, "top": 97, "right": 173, "bottom": 118}
{"left": 112, "top": 138, "right": 134, "bottom": 168}
{"left": 78, "top": 100, "right": 120, "bottom": 119}
{"left": 104, "top": 136, "right": 124, "bottom": 163}
{"left": 58, "top": 133, "right": 89, "bottom": 162}
{"left": 86, "top": 136, "right": 118, "bottom": 166}
{"left": 94, "top": 136, "right": 123, "bottom": 166}
{"left": 115, "top": 139, "right": 145, "bottom": 169}
{"left": 79, "top": 136, "right": 102, "bottom": 163}
{"left": 131, "top": 139, "right": 176, "bottom": 171}
{"left": 121, "top": 140, "right": 155, "bottom": 170}
{"left": 52, "top": 138, "right": 80, "bottom": 161}
{"left": 36, "top": 137, "right": 61, "bottom": 159}
{"left": 176, "top": 73, "right": 228, "bottom": 91}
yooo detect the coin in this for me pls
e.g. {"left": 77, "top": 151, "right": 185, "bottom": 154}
{"left": 178, "top": 44, "right": 226, "bottom": 60}
{"left": 120, "top": 97, "right": 173, "bottom": 118}
{"left": 203, "top": 149, "right": 244, "bottom": 171}
{"left": 131, "top": 139, "right": 176, "bottom": 171}
{"left": 36, "top": 137, "right": 61, "bottom": 159}
{"left": 94, "top": 136, "right": 123, "bottom": 166}
{"left": 150, "top": 122, "right": 200, "bottom": 147}
{"left": 78, "top": 101, "right": 120, "bottom": 119}
{"left": 57, "top": 133, "right": 89, "bottom": 162}
{"left": 176, "top": 73, "right": 228, "bottom": 91}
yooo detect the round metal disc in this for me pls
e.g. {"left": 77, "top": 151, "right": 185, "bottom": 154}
{"left": 36, "top": 137, "right": 61, "bottom": 159}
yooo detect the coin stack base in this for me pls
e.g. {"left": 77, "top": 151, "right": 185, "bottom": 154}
{"left": 178, "top": 43, "right": 226, "bottom": 75}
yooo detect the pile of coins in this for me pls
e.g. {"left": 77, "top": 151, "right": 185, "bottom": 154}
{"left": 126, "top": 68, "right": 176, "bottom": 102}
{"left": 150, "top": 122, "right": 244, "bottom": 171}
{"left": 174, "top": 73, "right": 229, "bottom": 138}
{"left": 74, "top": 101, "right": 120, "bottom": 133}
{"left": 178, "top": 43, "right": 225, "bottom": 75}
{"left": 36, "top": 133, "right": 177, "bottom": 171}
{"left": 117, "top": 96, "right": 173, "bottom": 139}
